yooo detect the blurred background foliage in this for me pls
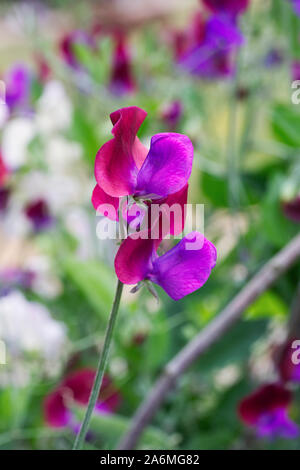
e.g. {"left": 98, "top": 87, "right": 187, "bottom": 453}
{"left": 0, "top": 0, "right": 299, "bottom": 450}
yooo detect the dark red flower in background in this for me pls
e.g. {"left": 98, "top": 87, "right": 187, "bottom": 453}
{"left": 25, "top": 199, "right": 53, "bottom": 232}
{"left": 109, "top": 33, "right": 136, "bottom": 96}
{"left": 44, "top": 368, "right": 121, "bottom": 429}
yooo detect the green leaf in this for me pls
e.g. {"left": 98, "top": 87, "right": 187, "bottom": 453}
{"left": 245, "top": 290, "right": 288, "bottom": 320}
{"left": 271, "top": 104, "right": 300, "bottom": 147}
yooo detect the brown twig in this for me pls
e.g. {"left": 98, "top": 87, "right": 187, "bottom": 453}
{"left": 118, "top": 233, "right": 300, "bottom": 449}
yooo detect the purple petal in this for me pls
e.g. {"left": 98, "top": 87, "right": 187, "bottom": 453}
{"left": 257, "top": 409, "right": 299, "bottom": 440}
{"left": 136, "top": 133, "right": 194, "bottom": 198}
{"left": 150, "top": 233, "right": 217, "bottom": 301}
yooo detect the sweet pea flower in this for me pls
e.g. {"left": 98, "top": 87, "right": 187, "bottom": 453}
{"left": 59, "top": 30, "right": 94, "bottom": 70}
{"left": 178, "top": 14, "right": 244, "bottom": 79}
{"left": 202, "top": 0, "right": 250, "bottom": 18}
{"left": 115, "top": 232, "right": 217, "bottom": 301}
{"left": 4, "top": 64, "right": 31, "bottom": 113}
{"left": 44, "top": 369, "right": 120, "bottom": 429}
{"left": 24, "top": 199, "right": 54, "bottom": 232}
{"left": 0, "top": 268, "right": 34, "bottom": 297}
{"left": 238, "top": 383, "right": 299, "bottom": 439}
{"left": 92, "top": 106, "right": 193, "bottom": 233}
{"left": 110, "top": 33, "right": 136, "bottom": 96}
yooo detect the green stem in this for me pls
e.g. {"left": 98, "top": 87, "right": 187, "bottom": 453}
{"left": 73, "top": 280, "right": 124, "bottom": 450}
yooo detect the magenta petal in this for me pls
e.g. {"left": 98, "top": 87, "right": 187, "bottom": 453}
{"left": 136, "top": 133, "right": 194, "bottom": 198}
{"left": 150, "top": 233, "right": 217, "bottom": 300}
{"left": 92, "top": 184, "right": 120, "bottom": 221}
{"left": 94, "top": 107, "right": 148, "bottom": 197}
{"left": 115, "top": 236, "right": 156, "bottom": 285}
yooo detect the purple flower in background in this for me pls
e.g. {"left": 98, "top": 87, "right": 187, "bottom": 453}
{"left": 59, "top": 30, "right": 94, "bottom": 70}
{"left": 115, "top": 232, "right": 217, "bottom": 301}
{"left": 0, "top": 268, "right": 35, "bottom": 297}
{"left": 44, "top": 369, "right": 121, "bottom": 430}
{"left": 25, "top": 199, "right": 54, "bottom": 232}
{"left": 264, "top": 49, "right": 283, "bottom": 68}
{"left": 202, "top": 0, "right": 250, "bottom": 18}
{"left": 4, "top": 64, "right": 31, "bottom": 113}
{"left": 291, "top": 61, "right": 300, "bottom": 81}
{"left": 239, "top": 383, "right": 299, "bottom": 439}
{"left": 178, "top": 14, "right": 244, "bottom": 79}
{"left": 109, "top": 33, "right": 136, "bottom": 96}
{"left": 161, "top": 101, "right": 183, "bottom": 130}
{"left": 289, "top": 0, "right": 300, "bottom": 16}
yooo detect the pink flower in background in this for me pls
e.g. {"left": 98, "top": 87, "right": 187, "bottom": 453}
{"left": 4, "top": 64, "right": 31, "bottom": 113}
{"left": 202, "top": 0, "right": 250, "bottom": 18}
{"left": 110, "top": 33, "right": 136, "bottom": 96}
{"left": 44, "top": 369, "right": 121, "bottom": 429}
{"left": 35, "top": 54, "right": 52, "bottom": 83}
{"left": 0, "top": 152, "right": 9, "bottom": 187}
{"left": 25, "top": 199, "right": 54, "bottom": 232}
{"left": 59, "top": 30, "right": 94, "bottom": 70}
{"left": 115, "top": 232, "right": 217, "bottom": 301}
{"left": 238, "top": 383, "right": 299, "bottom": 439}
{"left": 92, "top": 106, "right": 193, "bottom": 230}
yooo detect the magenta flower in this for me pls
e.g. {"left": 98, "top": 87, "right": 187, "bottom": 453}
{"left": 110, "top": 33, "right": 136, "bottom": 96}
{"left": 4, "top": 64, "right": 31, "bottom": 113}
{"left": 115, "top": 232, "right": 217, "bottom": 301}
{"left": 238, "top": 383, "right": 299, "bottom": 439}
{"left": 92, "top": 107, "right": 193, "bottom": 229}
{"left": 202, "top": 0, "right": 250, "bottom": 18}
{"left": 59, "top": 30, "right": 94, "bottom": 70}
{"left": 25, "top": 199, "right": 53, "bottom": 232}
{"left": 178, "top": 14, "right": 243, "bottom": 79}
{"left": 44, "top": 369, "right": 120, "bottom": 429}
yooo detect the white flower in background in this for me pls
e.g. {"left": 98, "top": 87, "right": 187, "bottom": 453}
{"left": 2, "top": 117, "right": 35, "bottom": 169}
{"left": 65, "top": 207, "right": 94, "bottom": 260}
{"left": 36, "top": 80, "right": 72, "bottom": 134}
{"left": 45, "top": 136, "right": 82, "bottom": 174}
{"left": 23, "top": 254, "right": 62, "bottom": 299}
{"left": 0, "top": 291, "right": 67, "bottom": 378}
{"left": 17, "top": 170, "right": 83, "bottom": 215}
